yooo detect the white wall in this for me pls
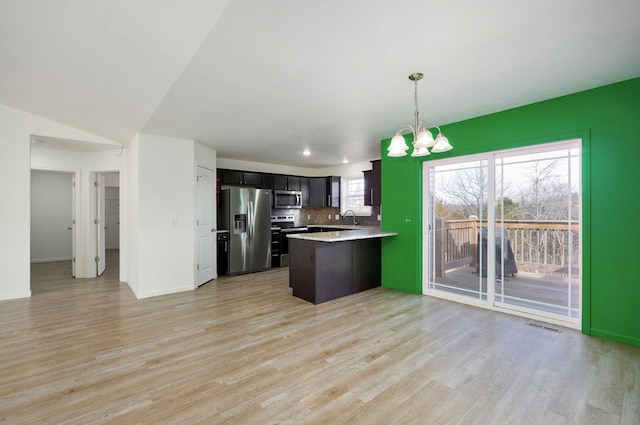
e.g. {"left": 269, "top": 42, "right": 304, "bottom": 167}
{"left": 216, "top": 157, "right": 374, "bottom": 179}
{"left": 0, "top": 104, "right": 121, "bottom": 300}
{"left": 127, "top": 136, "right": 140, "bottom": 296}
{"left": 128, "top": 134, "right": 199, "bottom": 298}
{"left": 319, "top": 160, "right": 373, "bottom": 178}
{"left": 30, "top": 170, "right": 73, "bottom": 262}
{"left": 216, "top": 158, "right": 319, "bottom": 176}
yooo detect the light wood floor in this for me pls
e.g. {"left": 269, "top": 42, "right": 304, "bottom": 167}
{"left": 1, "top": 256, "right": 639, "bottom": 424}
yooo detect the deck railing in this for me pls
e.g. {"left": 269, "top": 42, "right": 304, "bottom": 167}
{"left": 435, "top": 218, "right": 580, "bottom": 277}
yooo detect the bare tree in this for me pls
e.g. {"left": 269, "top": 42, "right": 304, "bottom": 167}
{"left": 436, "top": 165, "right": 488, "bottom": 219}
{"left": 515, "top": 158, "right": 570, "bottom": 220}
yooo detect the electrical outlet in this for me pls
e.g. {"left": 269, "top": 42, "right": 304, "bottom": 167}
{"left": 377, "top": 214, "right": 381, "bottom": 221}
{"left": 328, "top": 214, "right": 331, "bottom": 220}
{"left": 307, "top": 214, "right": 310, "bottom": 220}
{"left": 335, "top": 214, "right": 340, "bottom": 220}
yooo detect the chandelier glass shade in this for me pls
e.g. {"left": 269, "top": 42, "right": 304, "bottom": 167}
{"left": 387, "top": 73, "right": 452, "bottom": 157}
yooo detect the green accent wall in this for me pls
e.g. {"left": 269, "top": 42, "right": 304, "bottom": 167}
{"left": 380, "top": 77, "right": 640, "bottom": 347}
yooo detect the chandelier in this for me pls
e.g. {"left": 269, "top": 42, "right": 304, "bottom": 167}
{"left": 387, "top": 73, "right": 453, "bottom": 157}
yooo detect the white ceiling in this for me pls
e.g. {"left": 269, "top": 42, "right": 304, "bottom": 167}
{"left": 2, "top": 0, "right": 639, "bottom": 168}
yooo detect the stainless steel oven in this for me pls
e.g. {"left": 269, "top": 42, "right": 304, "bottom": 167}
{"left": 270, "top": 215, "right": 307, "bottom": 266}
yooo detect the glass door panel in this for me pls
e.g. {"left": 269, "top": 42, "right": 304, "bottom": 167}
{"left": 494, "top": 145, "right": 580, "bottom": 319}
{"left": 425, "top": 159, "right": 488, "bottom": 300}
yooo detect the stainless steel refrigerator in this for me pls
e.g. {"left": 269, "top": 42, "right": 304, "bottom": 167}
{"left": 218, "top": 188, "right": 272, "bottom": 275}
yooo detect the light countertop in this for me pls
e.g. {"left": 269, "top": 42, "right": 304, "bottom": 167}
{"left": 287, "top": 227, "right": 397, "bottom": 242}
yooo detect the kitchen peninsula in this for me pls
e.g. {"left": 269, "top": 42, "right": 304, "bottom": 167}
{"left": 287, "top": 227, "right": 397, "bottom": 304}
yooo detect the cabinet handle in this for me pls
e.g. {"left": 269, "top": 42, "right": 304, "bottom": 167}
{"left": 371, "top": 188, "right": 374, "bottom": 204}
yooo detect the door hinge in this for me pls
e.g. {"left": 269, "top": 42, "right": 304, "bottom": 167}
{"left": 94, "top": 181, "right": 99, "bottom": 187}
{"left": 73, "top": 257, "right": 76, "bottom": 263}
{"left": 197, "top": 264, "right": 200, "bottom": 270}
{"left": 94, "top": 219, "right": 98, "bottom": 224}
{"left": 95, "top": 256, "right": 101, "bottom": 263}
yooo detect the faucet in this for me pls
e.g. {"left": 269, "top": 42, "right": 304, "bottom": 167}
{"left": 342, "top": 209, "right": 358, "bottom": 226}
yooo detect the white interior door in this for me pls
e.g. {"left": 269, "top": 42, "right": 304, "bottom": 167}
{"left": 196, "top": 166, "right": 215, "bottom": 286}
{"left": 96, "top": 173, "right": 106, "bottom": 276}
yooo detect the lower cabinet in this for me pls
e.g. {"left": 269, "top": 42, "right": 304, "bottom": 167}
{"left": 289, "top": 238, "right": 381, "bottom": 304}
{"left": 217, "top": 231, "right": 229, "bottom": 275}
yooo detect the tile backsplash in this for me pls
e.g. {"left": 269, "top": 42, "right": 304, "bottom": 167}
{"left": 273, "top": 206, "right": 381, "bottom": 226}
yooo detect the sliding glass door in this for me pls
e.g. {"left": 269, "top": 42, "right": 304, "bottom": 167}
{"left": 494, "top": 145, "right": 581, "bottom": 318}
{"left": 424, "top": 158, "right": 488, "bottom": 301}
{"left": 423, "top": 140, "right": 581, "bottom": 327}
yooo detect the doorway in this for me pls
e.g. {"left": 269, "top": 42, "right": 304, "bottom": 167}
{"left": 30, "top": 169, "right": 76, "bottom": 267}
{"left": 94, "top": 172, "right": 120, "bottom": 277}
{"left": 423, "top": 140, "right": 581, "bottom": 328}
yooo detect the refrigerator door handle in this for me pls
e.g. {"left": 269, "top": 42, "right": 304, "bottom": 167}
{"left": 247, "top": 201, "right": 253, "bottom": 244}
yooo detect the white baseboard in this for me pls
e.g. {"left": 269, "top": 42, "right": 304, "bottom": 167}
{"left": 0, "top": 290, "right": 32, "bottom": 300}
{"left": 30, "top": 257, "right": 72, "bottom": 263}
{"left": 136, "top": 284, "right": 194, "bottom": 299}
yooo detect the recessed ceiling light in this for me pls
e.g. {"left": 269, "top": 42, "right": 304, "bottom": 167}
{"left": 303, "top": 149, "right": 311, "bottom": 156}
{"left": 342, "top": 159, "right": 349, "bottom": 164}
{"left": 32, "top": 139, "right": 44, "bottom": 145}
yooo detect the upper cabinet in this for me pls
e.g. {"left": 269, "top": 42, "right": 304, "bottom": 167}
{"left": 308, "top": 177, "right": 326, "bottom": 207}
{"left": 220, "top": 169, "right": 272, "bottom": 188}
{"left": 308, "top": 176, "right": 340, "bottom": 208}
{"left": 364, "top": 160, "right": 381, "bottom": 206}
{"left": 300, "top": 177, "right": 310, "bottom": 207}
{"left": 327, "top": 176, "right": 340, "bottom": 208}
{"left": 218, "top": 168, "right": 341, "bottom": 209}
{"left": 273, "top": 175, "right": 301, "bottom": 191}
{"left": 261, "top": 173, "right": 273, "bottom": 189}
{"left": 220, "top": 169, "right": 262, "bottom": 186}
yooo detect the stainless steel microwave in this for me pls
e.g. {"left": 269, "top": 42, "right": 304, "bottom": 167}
{"left": 273, "top": 190, "right": 302, "bottom": 209}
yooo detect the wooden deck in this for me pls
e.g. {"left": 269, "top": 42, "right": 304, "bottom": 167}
{"left": 429, "top": 265, "right": 580, "bottom": 318}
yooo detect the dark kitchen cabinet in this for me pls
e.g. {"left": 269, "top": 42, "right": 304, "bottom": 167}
{"left": 364, "top": 159, "right": 381, "bottom": 206}
{"left": 242, "top": 171, "right": 262, "bottom": 186}
{"left": 220, "top": 169, "right": 267, "bottom": 188}
{"left": 221, "top": 169, "right": 260, "bottom": 186}
{"left": 307, "top": 176, "right": 340, "bottom": 207}
{"left": 327, "top": 176, "right": 340, "bottom": 208}
{"left": 308, "top": 177, "right": 327, "bottom": 207}
{"left": 271, "top": 229, "right": 281, "bottom": 267}
{"left": 289, "top": 237, "right": 381, "bottom": 304}
{"left": 300, "top": 177, "right": 310, "bottom": 207}
{"left": 217, "top": 231, "right": 229, "bottom": 275}
{"left": 261, "top": 173, "right": 273, "bottom": 189}
{"left": 273, "top": 175, "right": 301, "bottom": 191}
{"left": 220, "top": 169, "right": 243, "bottom": 185}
